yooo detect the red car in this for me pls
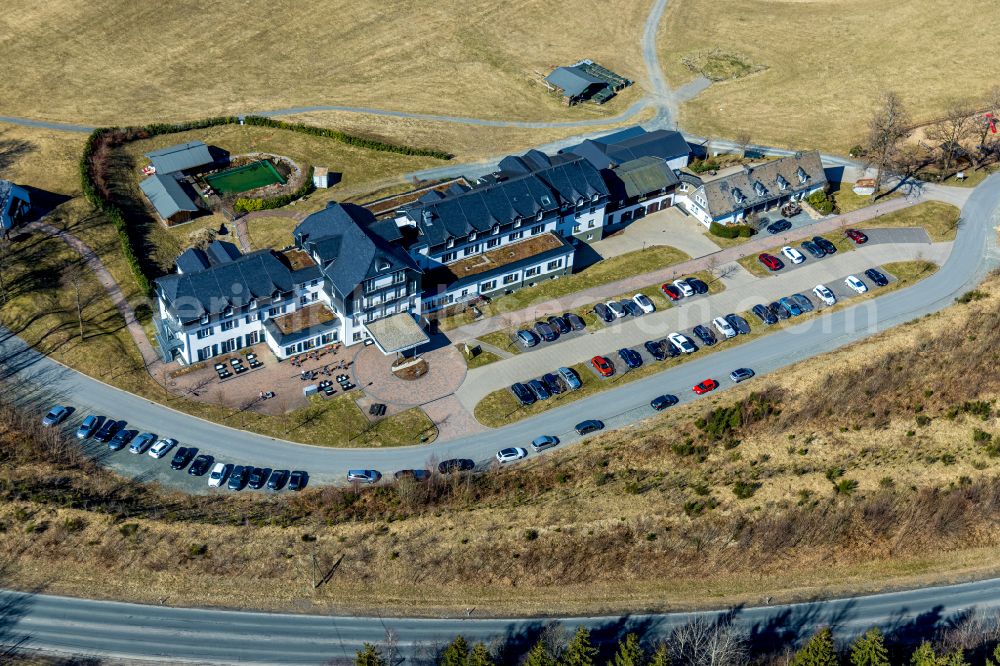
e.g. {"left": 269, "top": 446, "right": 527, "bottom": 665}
{"left": 661, "top": 283, "right": 682, "bottom": 301}
{"left": 591, "top": 355, "right": 615, "bottom": 377}
{"left": 846, "top": 229, "right": 869, "bottom": 244}
{"left": 758, "top": 253, "right": 784, "bottom": 271}
{"left": 692, "top": 378, "right": 719, "bottom": 395}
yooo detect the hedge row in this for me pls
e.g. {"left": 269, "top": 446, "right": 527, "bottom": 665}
{"left": 234, "top": 166, "right": 316, "bottom": 214}
{"left": 241, "top": 115, "right": 453, "bottom": 160}
{"left": 709, "top": 221, "right": 755, "bottom": 239}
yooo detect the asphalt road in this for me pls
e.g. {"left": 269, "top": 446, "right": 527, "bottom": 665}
{"left": 4, "top": 575, "right": 1000, "bottom": 664}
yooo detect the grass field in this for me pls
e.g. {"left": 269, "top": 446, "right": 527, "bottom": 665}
{"left": 0, "top": 0, "right": 650, "bottom": 126}
{"left": 660, "top": 0, "right": 1000, "bottom": 153}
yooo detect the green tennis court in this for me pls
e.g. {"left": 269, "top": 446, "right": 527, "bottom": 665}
{"left": 204, "top": 160, "right": 286, "bottom": 194}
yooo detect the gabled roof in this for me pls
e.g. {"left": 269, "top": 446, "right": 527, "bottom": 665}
{"left": 207, "top": 240, "right": 242, "bottom": 264}
{"left": 139, "top": 174, "right": 199, "bottom": 220}
{"left": 174, "top": 240, "right": 242, "bottom": 274}
{"left": 545, "top": 66, "right": 607, "bottom": 98}
{"left": 697, "top": 151, "right": 827, "bottom": 218}
{"left": 563, "top": 128, "right": 690, "bottom": 170}
{"left": 606, "top": 156, "right": 680, "bottom": 199}
{"left": 144, "top": 141, "right": 215, "bottom": 174}
{"left": 0, "top": 179, "right": 30, "bottom": 230}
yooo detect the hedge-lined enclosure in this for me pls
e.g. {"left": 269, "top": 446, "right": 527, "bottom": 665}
{"left": 234, "top": 166, "right": 316, "bottom": 214}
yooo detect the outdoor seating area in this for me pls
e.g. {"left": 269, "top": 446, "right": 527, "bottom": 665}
{"left": 213, "top": 351, "right": 266, "bottom": 381}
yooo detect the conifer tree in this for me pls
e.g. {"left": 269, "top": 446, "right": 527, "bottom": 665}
{"left": 356, "top": 643, "right": 386, "bottom": 666}
{"left": 850, "top": 628, "right": 890, "bottom": 666}
{"left": 561, "top": 627, "right": 597, "bottom": 666}
{"left": 791, "top": 628, "right": 839, "bottom": 666}
{"left": 611, "top": 633, "right": 644, "bottom": 666}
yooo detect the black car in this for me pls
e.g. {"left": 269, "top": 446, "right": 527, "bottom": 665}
{"left": 621, "top": 300, "right": 642, "bottom": 317}
{"left": 594, "top": 302, "right": 614, "bottom": 323}
{"left": 170, "top": 446, "right": 197, "bottom": 470}
{"left": 547, "top": 316, "right": 571, "bottom": 334}
{"left": 692, "top": 324, "right": 717, "bottom": 347}
{"left": 791, "top": 293, "right": 814, "bottom": 313}
{"left": 94, "top": 419, "right": 124, "bottom": 444}
{"left": 725, "top": 313, "right": 751, "bottom": 335}
{"left": 438, "top": 459, "right": 475, "bottom": 474}
{"left": 510, "top": 382, "right": 536, "bottom": 406}
{"left": 244, "top": 467, "right": 266, "bottom": 489}
{"left": 769, "top": 301, "right": 791, "bottom": 320}
{"left": 766, "top": 219, "right": 792, "bottom": 234}
{"left": 651, "top": 394, "right": 679, "bottom": 411}
{"left": 287, "top": 470, "right": 308, "bottom": 491}
{"left": 394, "top": 469, "right": 431, "bottom": 482}
{"left": 865, "top": 268, "right": 889, "bottom": 286}
{"left": 188, "top": 454, "right": 215, "bottom": 476}
{"left": 661, "top": 338, "right": 682, "bottom": 357}
{"left": 227, "top": 466, "right": 249, "bottom": 491}
{"left": 563, "top": 312, "right": 586, "bottom": 331}
{"left": 644, "top": 340, "right": 667, "bottom": 361}
{"left": 801, "top": 240, "right": 826, "bottom": 258}
{"left": 686, "top": 277, "right": 709, "bottom": 295}
{"left": 527, "top": 379, "right": 551, "bottom": 401}
{"left": 533, "top": 321, "right": 558, "bottom": 342}
{"left": 267, "top": 469, "right": 290, "bottom": 490}
{"left": 541, "top": 372, "right": 564, "bottom": 395}
{"left": 752, "top": 304, "right": 778, "bottom": 325}
{"left": 575, "top": 419, "right": 604, "bottom": 435}
{"left": 813, "top": 236, "right": 837, "bottom": 254}
{"left": 617, "top": 348, "right": 643, "bottom": 369}
{"left": 107, "top": 428, "right": 136, "bottom": 451}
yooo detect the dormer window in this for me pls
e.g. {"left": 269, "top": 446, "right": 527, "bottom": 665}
{"left": 249, "top": 299, "right": 257, "bottom": 310}
{"left": 376, "top": 259, "right": 391, "bottom": 272}
{"left": 273, "top": 292, "right": 282, "bottom": 302}
{"left": 796, "top": 167, "right": 808, "bottom": 184}
{"left": 540, "top": 195, "right": 553, "bottom": 207}
{"left": 591, "top": 193, "right": 599, "bottom": 202}
{"left": 468, "top": 232, "right": 476, "bottom": 242}
{"left": 223, "top": 305, "right": 233, "bottom": 317}
{"left": 732, "top": 188, "right": 745, "bottom": 204}
{"left": 514, "top": 218, "right": 522, "bottom": 228}
{"left": 492, "top": 224, "right": 500, "bottom": 234}
{"left": 576, "top": 198, "right": 585, "bottom": 208}
{"left": 200, "top": 314, "right": 210, "bottom": 325}
{"left": 536, "top": 211, "right": 544, "bottom": 221}
{"left": 446, "top": 238, "right": 455, "bottom": 249}
{"left": 776, "top": 175, "right": 789, "bottom": 190}
{"left": 753, "top": 181, "right": 766, "bottom": 197}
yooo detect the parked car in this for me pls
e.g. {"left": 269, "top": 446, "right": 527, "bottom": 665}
{"left": 633, "top": 293, "right": 656, "bottom": 314}
{"left": 188, "top": 454, "right": 215, "bottom": 476}
{"left": 606, "top": 300, "right": 626, "bottom": 319}
{"left": 766, "top": 219, "right": 792, "bottom": 234}
{"left": 530, "top": 435, "right": 559, "bottom": 452}
{"left": 126, "top": 431, "right": 155, "bottom": 454}
{"left": 779, "top": 296, "right": 803, "bottom": 317}
{"left": 76, "top": 415, "right": 100, "bottom": 439}
{"left": 527, "top": 379, "right": 551, "bottom": 401}
{"left": 267, "top": 469, "right": 290, "bottom": 489}
{"left": 207, "top": 463, "right": 232, "bottom": 488}
{"left": 393, "top": 469, "right": 430, "bottom": 482}
{"left": 575, "top": 419, "right": 604, "bottom": 435}
{"left": 558, "top": 366, "right": 581, "bottom": 391}
{"left": 692, "top": 324, "right": 717, "bottom": 347}
{"left": 661, "top": 283, "right": 683, "bottom": 301}
{"left": 563, "top": 312, "right": 586, "bottom": 330}
{"left": 846, "top": 229, "right": 869, "bottom": 244}
{"left": 725, "top": 313, "right": 751, "bottom": 335}
{"left": 865, "top": 268, "right": 889, "bottom": 286}
{"left": 94, "top": 419, "right": 124, "bottom": 443}
{"left": 617, "top": 348, "right": 643, "bottom": 369}
{"left": 845, "top": 275, "right": 868, "bottom": 294}
{"left": 813, "top": 284, "right": 837, "bottom": 306}
{"left": 591, "top": 355, "right": 615, "bottom": 377}
{"left": 673, "top": 279, "right": 695, "bottom": 297}
{"left": 730, "top": 368, "right": 755, "bottom": 383}
{"left": 791, "top": 293, "right": 814, "bottom": 313}
{"left": 347, "top": 469, "right": 381, "bottom": 484}
{"left": 547, "top": 315, "right": 571, "bottom": 334}
{"left": 496, "top": 447, "right": 528, "bottom": 463}
{"left": 438, "top": 459, "right": 475, "bottom": 474}
{"left": 781, "top": 246, "right": 806, "bottom": 265}
{"left": 287, "top": 470, "right": 309, "bottom": 491}
{"left": 801, "top": 240, "right": 825, "bottom": 258}
{"left": 621, "top": 300, "right": 642, "bottom": 317}
{"left": 644, "top": 340, "right": 667, "bottom": 361}
{"left": 692, "top": 379, "right": 719, "bottom": 395}
{"left": 248, "top": 467, "right": 269, "bottom": 489}
{"left": 41, "top": 405, "right": 70, "bottom": 427}
{"left": 711, "top": 316, "right": 737, "bottom": 339}
{"left": 668, "top": 332, "right": 696, "bottom": 354}
{"left": 510, "top": 382, "right": 536, "bottom": 406}
{"left": 813, "top": 236, "right": 837, "bottom": 254}
{"left": 651, "top": 394, "right": 679, "bottom": 411}
{"left": 541, "top": 372, "right": 564, "bottom": 395}
{"left": 169, "top": 446, "right": 196, "bottom": 470}
{"left": 228, "top": 466, "right": 250, "bottom": 490}
{"left": 594, "top": 302, "right": 614, "bottom": 322}
{"left": 686, "top": 277, "right": 709, "bottom": 295}
{"left": 769, "top": 301, "right": 791, "bottom": 320}
{"left": 516, "top": 330, "right": 540, "bottom": 347}
{"left": 148, "top": 438, "right": 178, "bottom": 459}
{"left": 758, "top": 253, "right": 784, "bottom": 271}
{"left": 661, "top": 338, "right": 682, "bottom": 357}
{"left": 534, "top": 321, "right": 558, "bottom": 342}
{"left": 108, "top": 429, "right": 137, "bottom": 452}
{"left": 751, "top": 304, "right": 778, "bottom": 325}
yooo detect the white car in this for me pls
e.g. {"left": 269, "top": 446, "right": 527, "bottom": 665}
{"left": 496, "top": 447, "right": 528, "bottom": 463}
{"left": 208, "top": 463, "right": 231, "bottom": 488}
{"left": 668, "top": 332, "right": 696, "bottom": 354}
{"left": 845, "top": 275, "right": 868, "bottom": 294}
{"left": 147, "top": 437, "right": 178, "bottom": 459}
{"left": 813, "top": 284, "right": 837, "bottom": 306}
{"left": 633, "top": 293, "right": 656, "bottom": 314}
{"left": 673, "top": 279, "right": 695, "bottom": 297}
{"left": 606, "top": 300, "right": 626, "bottom": 319}
{"left": 711, "top": 316, "right": 737, "bottom": 339}
{"left": 781, "top": 246, "right": 805, "bottom": 264}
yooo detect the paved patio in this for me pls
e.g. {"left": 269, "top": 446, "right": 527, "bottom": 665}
{"left": 591, "top": 206, "right": 722, "bottom": 259}
{"left": 350, "top": 342, "right": 466, "bottom": 407}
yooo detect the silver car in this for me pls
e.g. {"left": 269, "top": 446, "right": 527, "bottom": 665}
{"left": 557, "top": 366, "right": 581, "bottom": 390}
{"left": 531, "top": 435, "right": 559, "bottom": 452}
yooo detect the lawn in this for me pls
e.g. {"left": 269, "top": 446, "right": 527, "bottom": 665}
{"left": 859, "top": 201, "right": 961, "bottom": 242}
{"left": 661, "top": 0, "right": 1000, "bottom": 153}
{"left": 828, "top": 181, "right": 899, "bottom": 214}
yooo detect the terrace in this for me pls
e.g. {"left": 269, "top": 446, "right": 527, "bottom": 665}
{"left": 425, "top": 232, "right": 567, "bottom": 288}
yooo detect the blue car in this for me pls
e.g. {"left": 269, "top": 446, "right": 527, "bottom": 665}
{"left": 510, "top": 382, "right": 536, "bottom": 406}
{"left": 779, "top": 296, "right": 802, "bottom": 317}
{"left": 527, "top": 379, "right": 551, "bottom": 401}
{"left": 617, "top": 348, "right": 643, "bottom": 369}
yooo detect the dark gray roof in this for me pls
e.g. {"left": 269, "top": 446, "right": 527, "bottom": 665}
{"left": 698, "top": 151, "right": 827, "bottom": 218}
{"left": 545, "top": 66, "right": 606, "bottom": 98}
{"left": 496, "top": 149, "right": 575, "bottom": 176}
{"left": 175, "top": 248, "right": 211, "bottom": 274}
{"left": 606, "top": 156, "right": 680, "bottom": 199}
{"left": 207, "top": 240, "right": 242, "bottom": 264}
{"left": 0, "top": 179, "right": 30, "bottom": 230}
{"left": 139, "top": 174, "right": 198, "bottom": 220}
{"left": 144, "top": 141, "right": 215, "bottom": 174}
{"left": 563, "top": 128, "right": 690, "bottom": 170}
{"left": 294, "top": 203, "right": 419, "bottom": 297}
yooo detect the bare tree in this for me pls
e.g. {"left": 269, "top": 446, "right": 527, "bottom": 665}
{"left": 670, "top": 616, "right": 749, "bottom": 666}
{"left": 975, "top": 86, "right": 1000, "bottom": 165}
{"left": 865, "top": 91, "right": 911, "bottom": 197}
{"left": 926, "top": 101, "right": 978, "bottom": 176}
{"left": 0, "top": 238, "right": 11, "bottom": 305}
{"left": 734, "top": 131, "right": 753, "bottom": 158}
{"left": 60, "top": 260, "right": 90, "bottom": 342}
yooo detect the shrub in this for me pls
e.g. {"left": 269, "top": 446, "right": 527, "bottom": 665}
{"left": 524, "top": 528, "right": 539, "bottom": 541}
{"left": 689, "top": 159, "right": 720, "bottom": 174}
{"left": 834, "top": 479, "right": 859, "bottom": 495}
{"left": 732, "top": 480, "right": 761, "bottom": 499}
{"left": 956, "top": 289, "right": 986, "bottom": 304}
{"left": 806, "top": 190, "right": 836, "bottom": 215}
{"left": 709, "top": 221, "right": 756, "bottom": 239}
{"left": 188, "top": 543, "right": 208, "bottom": 557}
{"left": 916, "top": 415, "right": 932, "bottom": 427}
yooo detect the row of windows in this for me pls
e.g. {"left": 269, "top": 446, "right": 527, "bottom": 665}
{"left": 195, "top": 303, "right": 291, "bottom": 339}
{"left": 479, "top": 258, "right": 565, "bottom": 293}
{"left": 439, "top": 226, "right": 544, "bottom": 264}
{"left": 194, "top": 331, "right": 261, "bottom": 362}
{"left": 283, "top": 332, "right": 337, "bottom": 357}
